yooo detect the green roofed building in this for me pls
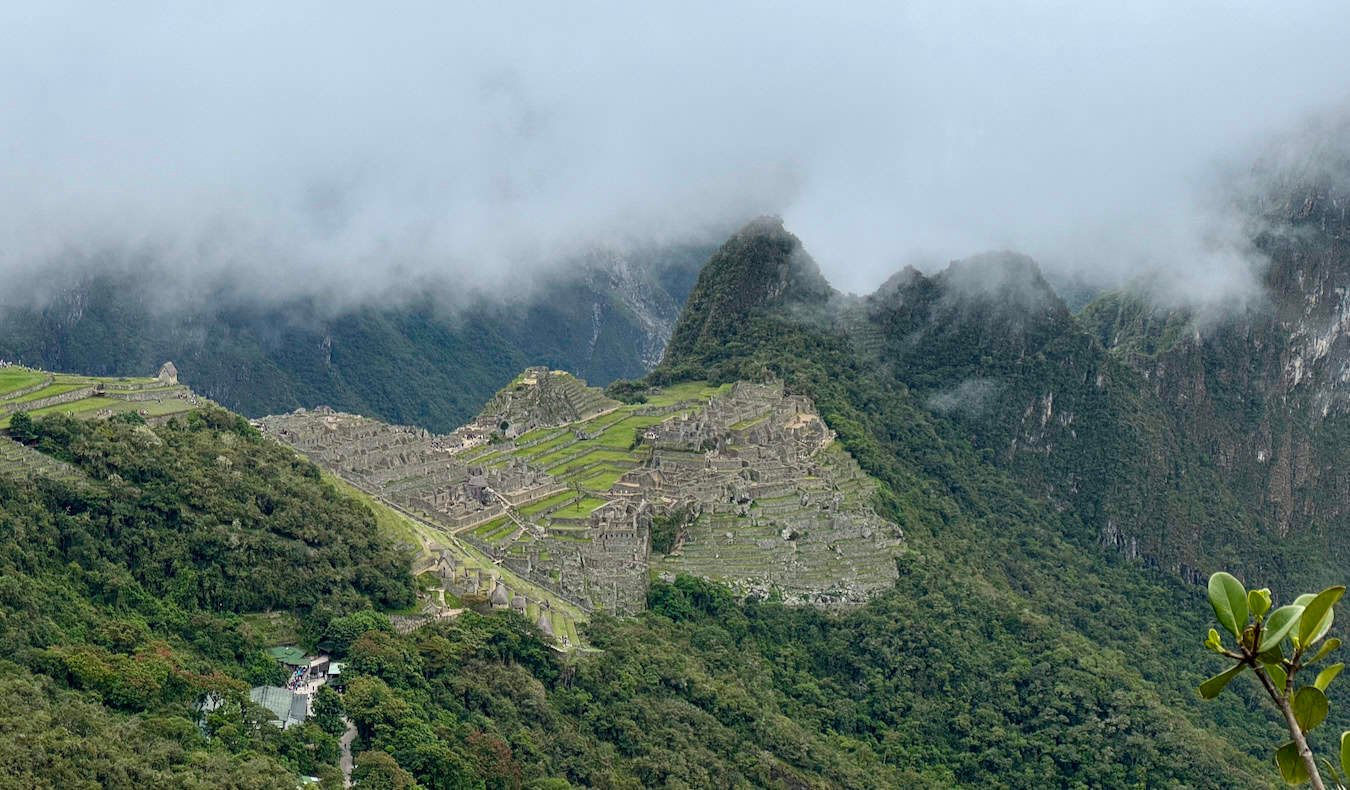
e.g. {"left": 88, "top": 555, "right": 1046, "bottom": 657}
{"left": 249, "top": 686, "right": 308, "bottom": 729}
{"left": 266, "top": 646, "right": 308, "bottom": 667}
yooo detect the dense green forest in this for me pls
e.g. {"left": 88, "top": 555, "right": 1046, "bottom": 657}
{"left": 0, "top": 409, "right": 413, "bottom": 786}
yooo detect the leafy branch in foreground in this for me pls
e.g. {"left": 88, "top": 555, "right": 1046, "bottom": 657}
{"left": 1201, "top": 571, "right": 1350, "bottom": 788}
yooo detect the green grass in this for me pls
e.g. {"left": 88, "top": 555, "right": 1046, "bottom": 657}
{"left": 324, "top": 472, "right": 434, "bottom": 553}
{"left": 484, "top": 521, "right": 518, "bottom": 542}
{"left": 550, "top": 497, "right": 607, "bottom": 520}
{"left": 6, "top": 383, "right": 87, "bottom": 404}
{"left": 0, "top": 397, "right": 116, "bottom": 428}
{"left": 240, "top": 611, "right": 302, "bottom": 646}
{"left": 547, "top": 449, "right": 642, "bottom": 476}
{"left": 0, "top": 369, "right": 47, "bottom": 398}
{"left": 515, "top": 431, "right": 578, "bottom": 459}
{"left": 0, "top": 369, "right": 197, "bottom": 428}
{"left": 467, "top": 449, "right": 509, "bottom": 466}
{"left": 566, "top": 411, "right": 631, "bottom": 438}
{"left": 513, "top": 426, "right": 569, "bottom": 447}
{"left": 472, "top": 516, "right": 510, "bottom": 538}
{"left": 596, "top": 418, "right": 643, "bottom": 449}
{"left": 640, "top": 380, "right": 729, "bottom": 407}
{"left": 576, "top": 465, "right": 629, "bottom": 491}
{"left": 519, "top": 491, "right": 578, "bottom": 516}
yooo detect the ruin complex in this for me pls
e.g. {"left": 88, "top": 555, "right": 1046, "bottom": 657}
{"left": 259, "top": 369, "right": 903, "bottom": 623}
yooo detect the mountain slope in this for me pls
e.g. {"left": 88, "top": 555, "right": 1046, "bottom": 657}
{"left": 0, "top": 402, "right": 416, "bottom": 787}
{"left": 0, "top": 244, "right": 709, "bottom": 433}
{"left": 663, "top": 217, "right": 833, "bottom": 369}
{"left": 4, "top": 359, "right": 1277, "bottom": 788}
{"left": 1073, "top": 151, "right": 1350, "bottom": 585}
{"left": 649, "top": 217, "right": 1326, "bottom": 786}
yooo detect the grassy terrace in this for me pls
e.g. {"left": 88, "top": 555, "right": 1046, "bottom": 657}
{"left": 0, "top": 368, "right": 49, "bottom": 398}
{"left": 0, "top": 394, "right": 194, "bottom": 429}
{"left": 0, "top": 370, "right": 197, "bottom": 429}
{"left": 576, "top": 465, "right": 630, "bottom": 491}
{"left": 6, "top": 382, "right": 88, "bottom": 403}
{"left": 519, "top": 490, "right": 578, "bottom": 516}
{"left": 458, "top": 381, "right": 728, "bottom": 528}
{"left": 328, "top": 469, "right": 590, "bottom": 648}
{"left": 550, "top": 496, "right": 607, "bottom": 520}
{"left": 641, "top": 380, "right": 733, "bottom": 407}
{"left": 471, "top": 516, "right": 511, "bottom": 539}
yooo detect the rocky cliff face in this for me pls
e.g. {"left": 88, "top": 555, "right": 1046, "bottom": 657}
{"left": 871, "top": 153, "right": 1350, "bottom": 586}
{"left": 1078, "top": 168, "right": 1350, "bottom": 564}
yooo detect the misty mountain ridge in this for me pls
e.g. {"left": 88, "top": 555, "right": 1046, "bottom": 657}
{"left": 0, "top": 243, "right": 710, "bottom": 432}
{"left": 660, "top": 161, "right": 1350, "bottom": 591}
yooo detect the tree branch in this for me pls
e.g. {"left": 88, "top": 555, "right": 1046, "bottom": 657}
{"left": 1255, "top": 665, "right": 1325, "bottom": 790}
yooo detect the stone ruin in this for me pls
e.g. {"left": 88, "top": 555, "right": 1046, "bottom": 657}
{"left": 255, "top": 410, "right": 562, "bottom": 532}
{"left": 466, "top": 367, "right": 619, "bottom": 440}
{"left": 259, "top": 368, "right": 903, "bottom": 615}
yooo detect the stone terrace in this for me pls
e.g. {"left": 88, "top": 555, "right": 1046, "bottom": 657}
{"left": 261, "top": 370, "right": 905, "bottom": 617}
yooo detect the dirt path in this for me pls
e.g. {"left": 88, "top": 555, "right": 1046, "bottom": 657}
{"left": 340, "top": 717, "right": 357, "bottom": 787}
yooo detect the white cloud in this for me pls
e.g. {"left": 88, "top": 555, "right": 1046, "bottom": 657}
{"left": 1, "top": 1, "right": 1348, "bottom": 305}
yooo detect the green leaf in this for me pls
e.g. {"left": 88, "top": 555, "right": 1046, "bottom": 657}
{"left": 1294, "top": 686, "right": 1329, "bottom": 732}
{"left": 1316, "top": 663, "right": 1344, "bottom": 692}
{"left": 1199, "top": 662, "right": 1247, "bottom": 700}
{"left": 1299, "top": 586, "right": 1345, "bottom": 648}
{"left": 1260, "top": 643, "right": 1286, "bottom": 663}
{"left": 1260, "top": 605, "right": 1306, "bottom": 653}
{"left": 1267, "top": 663, "right": 1288, "bottom": 694}
{"left": 1276, "top": 741, "right": 1310, "bottom": 785}
{"left": 1250, "top": 588, "right": 1273, "bottom": 619}
{"left": 1308, "top": 638, "right": 1342, "bottom": 666}
{"left": 1341, "top": 731, "right": 1350, "bottom": 784}
{"left": 1209, "top": 572, "right": 1248, "bottom": 638}
{"left": 1205, "top": 628, "right": 1223, "bottom": 652}
{"left": 1319, "top": 756, "right": 1339, "bottom": 785}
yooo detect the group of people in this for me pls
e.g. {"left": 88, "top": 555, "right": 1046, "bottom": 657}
{"left": 285, "top": 665, "right": 308, "bottom": 691}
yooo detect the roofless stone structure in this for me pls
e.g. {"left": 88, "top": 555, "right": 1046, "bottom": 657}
{"left": 259, "top": 367, "right": 903, "bottom": 616}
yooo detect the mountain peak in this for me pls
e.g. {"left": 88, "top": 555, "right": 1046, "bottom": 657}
{"left": 934, "top": 251, "right": 1067, "bottom": 317}
{"left": 661, "top": 217, "right": 834, "bottom": 366}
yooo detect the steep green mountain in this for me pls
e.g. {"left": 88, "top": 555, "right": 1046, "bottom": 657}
{"left": 651, "top": 216, "right": 1350, "bottom": 786}
{"left": 1078, "top": 167, "right": 1350, "bottom": 586}
{"left": 664, "top": 216, "right": 833, "bottom": 364}
{"left": 851, "top": 250, "right": 1269, "bottom": 584}
{"left": 0, "top": 245, "right": 708, "bottom": 433}
{"left": 792, "top": 162, "right": 1350, "bottom": 595}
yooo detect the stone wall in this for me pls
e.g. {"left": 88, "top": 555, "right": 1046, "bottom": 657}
{"left": 0, "top": 386, "right": 97, "bottom": 416}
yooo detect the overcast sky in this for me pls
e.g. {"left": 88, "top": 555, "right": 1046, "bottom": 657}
{"left": 2, "top": 2, "right": 1349, "bottom": 305}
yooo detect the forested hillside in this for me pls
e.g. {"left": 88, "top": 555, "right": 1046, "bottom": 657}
{"left": 0, "top": 245, "right": 707, "bottom": 433}
{"left": 0, "top": 408, "right": 413, "bottom": 786}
